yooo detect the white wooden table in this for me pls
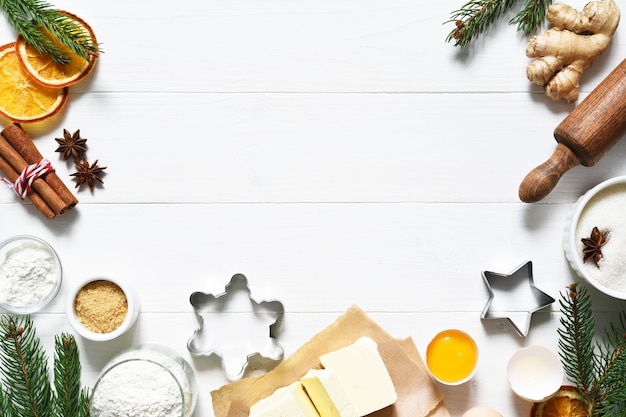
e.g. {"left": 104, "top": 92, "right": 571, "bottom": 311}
{"left": 1, "top": 1, "right": 625, "bottom": 416}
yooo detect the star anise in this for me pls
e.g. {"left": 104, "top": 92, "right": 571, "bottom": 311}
{"left": 55, "top": 129, "right": 87, "bottom": 161}
{"left": 71, "top": 158, "right": 107, "bottom": 192}
{"left": 581, "top": 226, "right": 609, "bottom": 267}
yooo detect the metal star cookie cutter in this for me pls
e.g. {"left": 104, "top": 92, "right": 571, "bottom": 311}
{"left": 481, "top": 261, "right": 555, "bottom": 337}
{"left": 187, "top": 273, "right": 284, "bottom": 380}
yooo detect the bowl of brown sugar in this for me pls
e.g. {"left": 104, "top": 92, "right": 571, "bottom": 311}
{"left": 66, "top": 276, "right": 139, "bottom": 341}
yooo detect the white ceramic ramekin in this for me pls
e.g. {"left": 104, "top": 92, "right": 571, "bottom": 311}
{"left": 66, "top": 276, "right": 139, "bottom": 341}
{"left": 563, "top": 176, "right": 626, "bottom": 299}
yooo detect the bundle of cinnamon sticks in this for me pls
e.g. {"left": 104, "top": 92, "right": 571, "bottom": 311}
{"left": 0, "top": 123, "right": 77, "bottom": 220}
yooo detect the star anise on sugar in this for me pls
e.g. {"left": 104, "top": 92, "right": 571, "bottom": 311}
{"left": 71, "top": 158, "right": 107, "bottom": 192}
{"left": 55, "top": 129, "right": 87, "bottom": 161}
{"left": 581, "top": 226, "right": 609, "bottom": 267}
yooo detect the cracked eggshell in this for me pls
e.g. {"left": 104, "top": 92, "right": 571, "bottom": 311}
{"left": 507, "top": 345, "right": 563, "bottom": 402}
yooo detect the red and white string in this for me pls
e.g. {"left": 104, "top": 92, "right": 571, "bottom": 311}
{"left": 1, "top": 159, "right": 55, "bottom": 200}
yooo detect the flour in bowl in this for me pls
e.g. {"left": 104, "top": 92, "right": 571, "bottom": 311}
{"left": 91, "top": 360, "right": 184, "bottom": 417}
{"left": 0, "top": 239, "right": 59, "bottom": 307}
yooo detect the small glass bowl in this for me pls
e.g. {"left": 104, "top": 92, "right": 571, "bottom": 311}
{"left": 563, "top": 176, "right": 626, "bottom": 299}
{"left": 66, "top": 276, "right": 139, "bottom": 341}
{"left": 0, "top": 235, "right": 62, "bottom": 313}
{"left": 90, "top": 344, "right": 198, "bottom": 417}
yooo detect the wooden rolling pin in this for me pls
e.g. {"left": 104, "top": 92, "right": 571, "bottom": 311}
{"left": 519, "top": 58, "right": 626, "bottom": 203}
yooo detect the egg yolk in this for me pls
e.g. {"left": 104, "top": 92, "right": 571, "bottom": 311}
{"left": 426, "top": 329, "right": 478, "bottom": 383}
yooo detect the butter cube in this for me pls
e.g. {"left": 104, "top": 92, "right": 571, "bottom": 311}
{"left": 319, "top": 336, "right": 397, "bottom": 416}
{"left": 249, "top": 381, "right": 320, "bottom": 417}
{"left": 301, "top": 368, "right": 357, "bottom": 417}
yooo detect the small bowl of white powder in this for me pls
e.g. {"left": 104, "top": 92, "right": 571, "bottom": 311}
{"left": 90, "top": 344, "right": 198, "bottom": 417}
{"left": 0, "top": 235, "right": 62, "bottom": 313}
{"left": 564, "top": 176, "right": 626, "bottom": 299}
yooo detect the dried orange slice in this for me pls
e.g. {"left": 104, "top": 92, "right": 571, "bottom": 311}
{"left": 531, "top": 386, "right": 587, "bottom": 417}
{"left": 0, "top": 43, "right": 68, "bottom": 123}
{"left": 15, "top": 11, "right": 98, "bottom": 88}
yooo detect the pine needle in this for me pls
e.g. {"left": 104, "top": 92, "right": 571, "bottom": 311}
{"left": 593, "top": 317, "right": 626, "bottom": 417}
{"left": 0, "top": 315, "right": 52, "bottom": 417}
{"left": 0, "top": 315, "right": 91, "bottom": 417}
{"left": 558, "top": 283, "right": 626, "bottom": 416}
{"left": 558, "top": 284, "right": 596, "bottom": 395}
{"left": 445, "top": 0, "right": 519, "bottom": 47}
{"left": 0, "top": 384, "right": 15, "bottom": 417}
{"left": 510, "top": 0, "right": 553, "bottom": 35}
{"left": 445, "top": 0, "right": 553, "bottom": 47}
{"left": 0, "top": 0, "right": 100, "bottom": 65}
{"left": 53, "top": 334, "right": 85, "bottom": 417}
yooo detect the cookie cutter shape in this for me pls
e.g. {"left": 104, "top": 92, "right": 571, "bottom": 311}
{"left": 481, "top": 261, "right": 555, "bottom": 337}
{"left": 187, "top": 273, "right": 284, "bottom": 379}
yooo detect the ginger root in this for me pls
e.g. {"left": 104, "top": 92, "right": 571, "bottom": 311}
{"left": 526, "top": 0, "right": 620, "bottom": 103}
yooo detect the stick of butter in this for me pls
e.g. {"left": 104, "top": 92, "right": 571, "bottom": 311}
{"left": 249, "top": 381, "right": 320, "bottom": 417}
{"left": 319, "top": 336, "right": 397, "bottom": 416}
{"left": 301, "top": 368, "right": 357, "bottom": 417}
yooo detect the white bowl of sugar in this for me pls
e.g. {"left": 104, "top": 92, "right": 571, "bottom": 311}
{"left": 564, "top": 176, "right": 626, "bottom": 299}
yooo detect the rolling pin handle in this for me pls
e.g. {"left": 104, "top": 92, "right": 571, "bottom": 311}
{"left": 518, "top": 143, "right": 582, "bottom": 203}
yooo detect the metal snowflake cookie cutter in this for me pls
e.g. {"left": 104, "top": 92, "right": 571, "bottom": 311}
{"left": 187, "top": 273, "right": 284, "bottom": 380}
{"left": 481, "top": 261, "right": 555, "bottom": 337}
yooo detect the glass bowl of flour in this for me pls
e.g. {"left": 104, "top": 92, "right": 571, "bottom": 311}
{"left": 91, "top": 343, "right": 197, "bottom": 417}
{"left": 0, "top": 235, "right": 62, "bottom": 313}
{"left": 564, "top": 176, "right": 626, "bottom": 299}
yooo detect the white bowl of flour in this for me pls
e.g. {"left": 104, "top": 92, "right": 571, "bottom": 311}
{"left": 564, "top": 176, "right": 626, "bottom": 299}
{"left": 0, "top": 235, "right": 62, "bottom": 313}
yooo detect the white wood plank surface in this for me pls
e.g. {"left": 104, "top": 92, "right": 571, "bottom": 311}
{"left": 0, "top": 0, "right": 625, "bottom": 416}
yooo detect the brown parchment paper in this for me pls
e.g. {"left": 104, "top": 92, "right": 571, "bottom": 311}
{"left": 211, "top": 305, "right": 450, "bottom": 417}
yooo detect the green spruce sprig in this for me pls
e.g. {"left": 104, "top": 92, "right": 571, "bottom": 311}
{"left": 0, "top": 315, "right": 90, "bottom": 417}
{"left": 0, "top": 0, "right": 99, "bottom": 65}
{"left": 510, "top": 0, "right": 553, "bottom": 35}
{"left": 558, "top": 283, "right": 626, "bottom": 417}
{"left": 53, "top": 334, "right": 91, "bottom": 417}
{"left": 445, "top": 0, "right": 553, "bottom": 47}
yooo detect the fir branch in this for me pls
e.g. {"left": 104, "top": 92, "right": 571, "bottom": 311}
{"left": 445, "top": 0, "right": 552, "bottom": 47}
{"left": 0, "top": 315, "right": 91, "bottom": 417}
{"left": 53, "top": 333, "right": 90, "bottom": 417}
{"left": 510, "top": 0, "right": 553, "bottom": 35}
{"left": 445, "top": 0, "right": 518, "bottom": 47}
{"left": 557, "top": 284, "right": 596, "bottom": 395}
{"left": 0, "top": 315, "right": 52, "bottom": 417}
{"left": 78, "top": 388, "right": 91, "bottom": 417}
{"left": 0, "top": 384, "right": 15, "bottom": 417}
{"left": 0, "top": 0, "right": 99, "bottom": 65}
{"left": 593, "top": 316, "right": 626, "bottom": 417}
{"left": 558, "top": 283, "right": 626, "bottom": 416}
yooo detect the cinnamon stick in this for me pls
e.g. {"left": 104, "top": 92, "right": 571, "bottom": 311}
{"left": 1, "top": 123, "right": 78, "bottom": 210}
{"left": 0, "top": 134, "right": 67, "bottom": 215}
{"left": 0, "top": 154, "right": 56, "bottom": 220}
